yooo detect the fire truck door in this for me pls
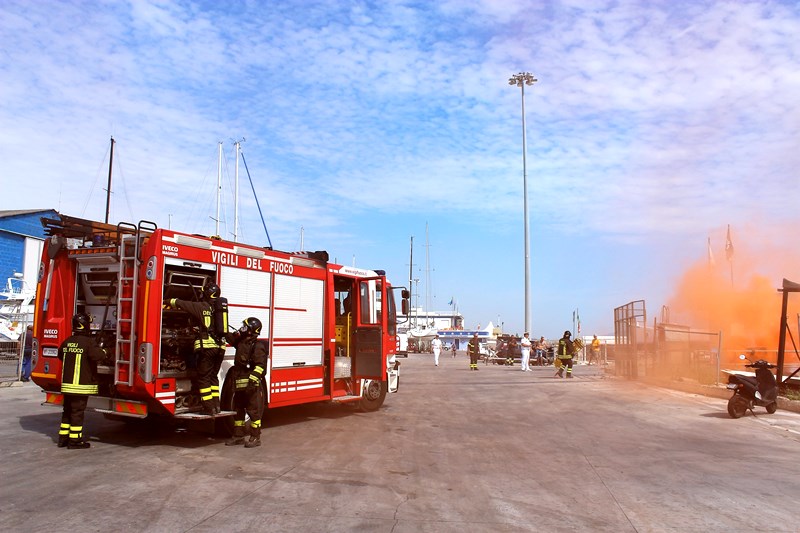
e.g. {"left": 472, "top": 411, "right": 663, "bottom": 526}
{"left": 353, "top": 278, "right": 383, "bottom": 378}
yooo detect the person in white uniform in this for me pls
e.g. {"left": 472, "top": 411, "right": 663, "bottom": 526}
{"left": 520, "top": 332, "right": 532, "bottom": 372}
{"left": 431, "top": 335, "right": 443, "bottom": 366}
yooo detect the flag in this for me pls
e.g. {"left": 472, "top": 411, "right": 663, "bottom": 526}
{"left": 725, "top": 225, "right": 734, "bottom": 261}
{"left": 707, "top": 237, "right": 715, "bottom": 266}
{"left": 448, "top": 297, "right": 453, "bottom": 306}
{"left": 577, "top": 309, "right": 581, "bottom": 334}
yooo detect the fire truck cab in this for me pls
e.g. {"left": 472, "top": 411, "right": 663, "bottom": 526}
{"left": 31, "top": 215, "right": 406, "bottom": 429}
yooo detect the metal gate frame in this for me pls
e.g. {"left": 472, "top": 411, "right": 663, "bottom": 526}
{"left": 614, "top": 300, "right": 646, "bottom": 378}
{"left": 776, "top": 278, "right": 800, "bottom": 386}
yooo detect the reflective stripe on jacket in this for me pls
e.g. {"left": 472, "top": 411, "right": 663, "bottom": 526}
{"left": 169, "top": 298, "right": 225, "bottom": 349}
{"left": 557, "top": 338, "right": 574, "bottom": 359}
{"left": 230, "top": 335, "right": 269, "bottom": 387}
{"left": 58, "top": 333, "right": 105, "bottom": 395}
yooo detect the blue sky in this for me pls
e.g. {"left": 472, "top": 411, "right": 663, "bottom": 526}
{"left": 2, "top": 0, "right": 799, "bottom": 337}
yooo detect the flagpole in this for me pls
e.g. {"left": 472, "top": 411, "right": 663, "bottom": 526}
{"left": 725, "top": 224, "right": 734, "bottom": 288}
{"left": 706, "top": 236, "right": 713, "bottom": 332}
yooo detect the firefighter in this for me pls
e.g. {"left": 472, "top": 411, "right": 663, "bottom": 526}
{"left": 225, "top": 317, "right": 268, "bottom": 448}
{"left": 57, "top": 313, "right": 106, "bottom": 449}
{"left": 163, "top": 282, "right": 226, "bottom": 415}
{"left": 556, "top": 330, "right": 575, "bottom": 378}
{"left": 203, "top": 282, "right": 228, "bottom": 412}
{"left": 467, "top": 332, "right": 480, "bottom": 371}
{"left": 506, "top": 337, "right": 517, "bottom": 366}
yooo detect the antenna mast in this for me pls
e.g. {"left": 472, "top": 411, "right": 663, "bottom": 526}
{"left": 104, "top": 136, "right": 115, "bottom": 224}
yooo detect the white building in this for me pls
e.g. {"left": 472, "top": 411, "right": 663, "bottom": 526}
{"left": 396, "top": 308, "right": 464, "bottom": 334}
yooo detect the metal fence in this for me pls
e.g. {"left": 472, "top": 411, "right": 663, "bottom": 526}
{"left": 0, "top": 340, "right": 23, "bottom": 382}
{"left": 643, "top": 325, "right": 722, "bottom": 385}
{"left": 614, "top": 300, "right": 646, "bottom": 378}
{"left": 613, "top": 300, "right": 723, "bottom": 384}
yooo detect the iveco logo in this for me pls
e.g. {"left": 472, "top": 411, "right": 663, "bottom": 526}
{"left": 163, "top": 245, "right": 179, "bottom": 253}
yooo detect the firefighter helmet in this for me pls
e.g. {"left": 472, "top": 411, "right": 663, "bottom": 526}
{"left": 203, "top": 282, "right": 221, "bottom": 300}
{"left": 241, "top": 317, "right": 262, "bottom": 337}
{"left": 72, "top": 312, "right": 92, "bottom": 332}
{"left": 563, "top": 330, "right": 571, "bottom": 338}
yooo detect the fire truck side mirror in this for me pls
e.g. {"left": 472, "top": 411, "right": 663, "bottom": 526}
{"left": 401, "top": 298, "right": 409, "bottom": 315}
{"left": 401, "top": 289, "right": 410, "bottom": 299}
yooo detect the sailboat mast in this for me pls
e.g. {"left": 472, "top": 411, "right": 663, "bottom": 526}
{"left": 234, "top": 141, "right": 240, "bottom": 242}
{"left": 425, "top": 223, "right": 431, "bottom": 327}
{"left": 408, "top": 235, "right": 413, "bottom": 325}
{"left": 104, "top": 136, "right": 115, "bottom": 224}
{"left": 216, "top": 141, "right": 222, "bottom": 237}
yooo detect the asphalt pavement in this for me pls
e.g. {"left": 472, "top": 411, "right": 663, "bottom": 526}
{"left": 2, "top": 352, "right": 800, "bottom": 532}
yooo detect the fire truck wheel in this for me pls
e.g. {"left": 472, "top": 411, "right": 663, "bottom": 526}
{"left": 358, "top": 379, "right": 387, "bottom": 412}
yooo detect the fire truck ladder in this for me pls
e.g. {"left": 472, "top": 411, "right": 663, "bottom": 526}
{"left": 114, "top": 220, "right": 157, "bottom": 386}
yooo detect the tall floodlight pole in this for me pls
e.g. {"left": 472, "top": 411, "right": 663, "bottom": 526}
{"left": 509, "top": 72, "right": 538, "bottom": 334}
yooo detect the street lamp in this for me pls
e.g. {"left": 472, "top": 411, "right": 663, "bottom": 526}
{"left": 508, "top": 72, "right": 538, "bottom": 334}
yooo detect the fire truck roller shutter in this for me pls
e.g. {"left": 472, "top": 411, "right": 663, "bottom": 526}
{"left": 219, "top": 266, "right": 272, "bottom": 341}
{"left": 271, "top": 275, "right": 323, "bottom": 368}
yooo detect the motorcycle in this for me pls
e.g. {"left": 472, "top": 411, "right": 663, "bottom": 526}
{"left": 725, "top": 353, "right": 778, "bottom": 418}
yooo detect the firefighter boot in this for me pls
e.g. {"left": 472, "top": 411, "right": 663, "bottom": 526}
{"left": 225, "top": 426, "right": 246, "bottom": 446}
{"left": 556, "top": 368, "right": 564, "bottom": 378}
{"left": 201, "top": 399, "right": 216, "bottom": 416}
{"left": 58, "top": 422, "right": 70, "bottom": 447}
{"left": 67, "top": 440, "right": 91, "bottom": 449}
{"left": 245, "top": 424, "right": 261, "bottom": 448}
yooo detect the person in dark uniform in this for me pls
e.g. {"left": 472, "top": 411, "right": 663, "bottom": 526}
{"left": 203, "top": 283, "right": 228, "bottom": 412}
{"left": 556, "top": 330, "right": 576, "bottom": 378}
{"left": 57, "top": 313, "right": 106, "bottom": 449}
{"left": 164, "top": 282, "right": 226, "bottom": 415}
{"left": 467, "top": 333, "right": 481, "bottom": 371}
{"left": 506, "top": 337, "right": 518, "bottom": 366}
{"left": 225, "top": 317, "right": 268, "bottom": 448}
{"left": 21, "top": 325, "right": 33, "bottom": 381}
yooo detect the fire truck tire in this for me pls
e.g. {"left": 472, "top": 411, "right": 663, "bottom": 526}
{"left": 358, "top": 379, "right": 387, "bottom": 412}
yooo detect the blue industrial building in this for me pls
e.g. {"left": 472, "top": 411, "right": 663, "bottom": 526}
{"left": 0, "top": 210, "right": 58, "bottom": 293}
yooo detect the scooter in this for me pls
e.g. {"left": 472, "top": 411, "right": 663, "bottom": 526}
{"left": 725, "top": 353, "right": 778, "bottom": 418}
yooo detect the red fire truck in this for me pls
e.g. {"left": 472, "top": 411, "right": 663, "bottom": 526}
{"left": 30, "top": 214, "right": 406, "bottom": 431}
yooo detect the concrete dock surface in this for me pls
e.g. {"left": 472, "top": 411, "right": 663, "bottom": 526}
{"left": 2, "top": 353, "right": 800, "bottom": 532}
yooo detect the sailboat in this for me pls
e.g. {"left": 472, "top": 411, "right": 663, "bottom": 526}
{"left": 0, "top": 274, "right": 35, "bottom": 341}
{"left": 407, "top": 224, "right": 439, "bottom": 342}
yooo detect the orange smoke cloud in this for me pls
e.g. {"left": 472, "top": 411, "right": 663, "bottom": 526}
{"left": 666, "top": 229, "right": 800, "bottom": 366}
